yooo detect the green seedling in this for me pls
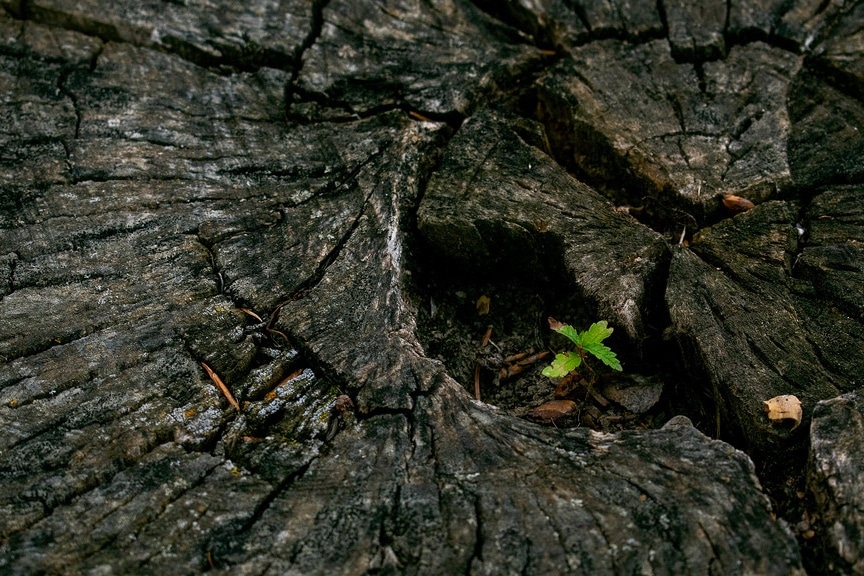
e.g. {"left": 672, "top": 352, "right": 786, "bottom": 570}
{"left": 542, "top": 318, "right": 622, "bottom": 378}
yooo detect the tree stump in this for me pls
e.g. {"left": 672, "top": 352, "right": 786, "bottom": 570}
{"left": 1, "top": 0, "right": 863, "bottom": 574}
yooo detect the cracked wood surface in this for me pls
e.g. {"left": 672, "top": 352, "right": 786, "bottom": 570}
{"left": 1, "top": 0, "right": 863, "bottom": 574}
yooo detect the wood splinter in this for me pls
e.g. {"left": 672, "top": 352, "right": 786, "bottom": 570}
{"left": 201, "top": 362, "right": 240, "bottom": 411}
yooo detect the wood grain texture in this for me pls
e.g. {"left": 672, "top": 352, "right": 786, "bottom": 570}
{"left": 2, "top": 0, "right": 863, "bottom": 573}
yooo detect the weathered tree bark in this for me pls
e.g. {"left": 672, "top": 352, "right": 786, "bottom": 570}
{"left": 418, "top": 109, "right": 668, "bottom": 350}
{"left": 807, "top": 390, "right": 864, "bottom": 576}
{"left": 1, "top": 0, "right": 863, "bottom": 574}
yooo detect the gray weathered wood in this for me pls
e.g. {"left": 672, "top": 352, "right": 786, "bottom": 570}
{"left": 536, "top": 39, "right": 800, "bottom": 221}
{"left": 808, "top": 391, "right": 864, "bottom": 576}
{"left": 294, "top": 0, "right": 547, "bottom": 118}
{"left": 417, "top": 108, "right": 668, "bottom": 351}
{"left": 1, "top": 0, "right": 863, "bottom": 573}
{"left": 3, "top": 0, "right": 312, "bottom": 70}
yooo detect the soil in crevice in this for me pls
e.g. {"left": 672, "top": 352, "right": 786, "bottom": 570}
{"left": 412, "top": 265, "right": 675, "bottom": 434}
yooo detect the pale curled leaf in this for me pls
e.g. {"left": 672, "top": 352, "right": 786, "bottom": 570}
{"left": 763, "top": 395, "right": 802, "bottom": 430}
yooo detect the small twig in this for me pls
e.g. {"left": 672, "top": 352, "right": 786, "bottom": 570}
{"left": 503, "top": 351, "right": 531, "bottom": 364}
{"left": 266, "top": 326, "right": 290, "bottom": 345}
{"left": 514, "top": 350, "right": 550, "bottom": 366}
{"left": 499, "top": 363, "right": 523, "bottom": 380}
{"left": 252, "top": 304, "right": 289, "bottom": 344}
{"left": 498, "top": 351, "right": 552, "bottom": 381}
{"left": 201, "top": 362, "right": 240, "bottom": 411}
{"left": 408, "top": 110, "right": 434, "bottom": 122}
{"left": 276, "top": 368, "right": 304, "bottom": 388}
{"left": 480, "top": 325, "right": 492, "bottom": 347}
{"left": 678, "top": 225, "right": 687, "bottom": 246}
{"left": 265, "top": 368, "right": 305, "bottom": 400}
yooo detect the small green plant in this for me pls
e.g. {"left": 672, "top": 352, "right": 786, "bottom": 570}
{"left": 541, "top": 318, "right": 622, "bottom": 378}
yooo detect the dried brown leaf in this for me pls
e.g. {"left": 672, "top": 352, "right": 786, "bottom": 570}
{"left": 527, "top": 399, "right": 577, "bottom": 421}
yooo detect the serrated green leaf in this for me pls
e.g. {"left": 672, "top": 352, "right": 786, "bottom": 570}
{"left": 579, "top": 321, "right": 614, "bottom": 347}
{"left": 582, "top": 341, "right": 622, "bottom": 371}
{"left": 541, "top": 351, "right": 582, "bottom": 378}
{"left": 548, "top": 317, "right": 581, "bottom": 347}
